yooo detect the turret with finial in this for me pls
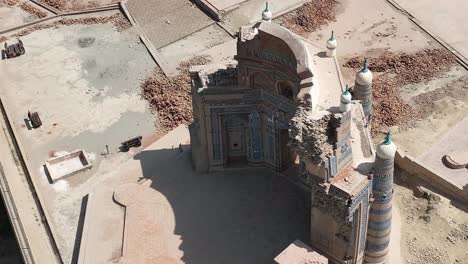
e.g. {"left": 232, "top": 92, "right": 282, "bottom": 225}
{"left": 340, "top": 84, "right": 352, "bottom": 112}
{"left": 262, "top": 1, "right": 272, "bottom": 22}
{"left": 326, "top": 30, "right": 337, "bottom": 57}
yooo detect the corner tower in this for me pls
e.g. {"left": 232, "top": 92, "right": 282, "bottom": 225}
{"left": 365, "top": 132, "right": 397, "bottom": 263}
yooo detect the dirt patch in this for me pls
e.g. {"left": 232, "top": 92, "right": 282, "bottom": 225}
{"left": 343, "top": 49, "right": 457, "bottom": 135}
{"left": 19, "top": 2, "right": 48, "bottom": 18}
{"left": 277, "top": 0, "right": 338, "bottom": 35}
{"left": 0, "top": 13, "right": 131, "bottom": 42}
{"left": 410, "top": 77, "right": 468, "bottom": 119}
{"left": 0, "top": 0, "right": 19, "bottom": 7}
{"left": 141, "top": 56, "right": 212, "bottom": 133}
{"left": 394, "top": 178, "right": 468, "bottom": 264}
{"left": 36, "top": 0, "right": 119, "bottom": 11}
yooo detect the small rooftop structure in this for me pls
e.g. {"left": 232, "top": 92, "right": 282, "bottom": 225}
{"left": 45, "top": 150, "right": 92, "bottom": 183}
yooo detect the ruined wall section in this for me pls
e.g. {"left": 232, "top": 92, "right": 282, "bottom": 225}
{"left": 289, "top": 105, "right": 352, "bottom": 182}
{"left": 310, "top": 178, "right": 355, "bottom": 263}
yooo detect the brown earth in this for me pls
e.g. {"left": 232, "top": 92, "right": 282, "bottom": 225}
{"left": 394, "top": 171, "right": 468, "bottom": 264}
{"left": 342, "top": 49, "right": 457, "bottom": 135}
{"left": 278, "top": 0, "right": 338, "bottom": 35}
{"left": 141, "top": 56, "right": 212, "bottom": 133}
{"left": 19, "top": 2, "right": 48, "bottom": 18}
{"left": 0, "top": 0, "right": 19, "bottom": 7}
{"left": 36, "top": 0, "right": 119, "bottom": 11}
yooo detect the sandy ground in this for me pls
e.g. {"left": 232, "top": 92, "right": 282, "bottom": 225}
{"left": 0, "top": 4, "right": 39, "bottom": 32}
{"left": 392, "top": 0, "right": 468, "bottom": 63}
{"left": 0, "top": 20, "right": 158, "bottom": 262}
{"left": 394, "top": 179, "right": 468, "bottom": 264}
{"left": 392, "top": 74, "right": 468, "bottom": 157}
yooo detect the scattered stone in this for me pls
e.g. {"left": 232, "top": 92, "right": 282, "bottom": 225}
{"left": 19, "top": 3, "right": 48, "bottom": 18}
{"left": 0, "top": 13, "right": 131, "bottom": 42}
{"left": 278, "top": 0, "right": 338, "bottom": 35}
{"left": 141, "top": 56, "right": 212, "bottom": 132}
{"left": 343, "top": 49, "right": 456, "bottom": 135}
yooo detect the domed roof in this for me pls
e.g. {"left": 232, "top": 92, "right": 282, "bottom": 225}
{"left": 341, "top": 88, "right": 352, "bottom": 103}
{"left": 376, "top": 132, "right": 397, "bottom": 160}
{"left": 355, "top": 58, "right": 373, "bottom": 85}
{"left": 326, "top": 31, "right": 337, "bottom": 49}
{"left": 262, "top": 2, "right": 272, "bottom": 22}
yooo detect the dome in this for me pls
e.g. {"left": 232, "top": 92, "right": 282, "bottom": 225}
{"left": 376, "top": 132, "right": 397, "bottom": 160}
{"left": 262, "top": 2, "right": 272, "bottom": 22}
{"left": 326, "top": 31, "right": 337, "bottom": 49}
{"left": 340, "top": 89, "right": 352, "bottom": 103}
{"left": 339, "top": 88, "right": 352, "bottom": 112}
{"left": 355, "top": 58, "right": 373, "bottom": 85}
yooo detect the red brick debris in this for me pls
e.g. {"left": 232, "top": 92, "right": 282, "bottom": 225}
{"left": 278, "top": 0, "right": 338, "bottom": 35}
{"left": 20, "top": 3, "right": 48, "bottom": 18}
{"left": 0, "top": 13, "right": 131, "bottom": 42}
{"left": 0, "top": 0, "right": 19, "bottom": 6}
{"left": 141, "top": 56, "right": 212, "bottom": 133}
{"left": 37, "top": 0, "right": 120, "bottom": 11}
{"left": 343, "top": 49, "right": 457, "bottom": 135}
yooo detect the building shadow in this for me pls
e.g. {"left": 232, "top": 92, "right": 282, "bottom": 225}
{"left": 42, "top": 165, "right": 53, "bottom": 184}
{"left": 23, "top": 118, "right": 32, "bottom": 131}
{"left": 133, "top": 147, "right": 310, "bottom": 264}
{"left": 316, "top": 51, "right": 327, "bottom": 58}
{"left": 71, "top": 195, "right": 89, "bottom": 264}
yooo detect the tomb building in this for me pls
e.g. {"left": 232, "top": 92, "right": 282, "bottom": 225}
{"left": 189, "top": 5, "right": 395, "bottom": 264}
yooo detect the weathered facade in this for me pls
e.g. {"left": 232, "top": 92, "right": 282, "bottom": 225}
{"left": 189, "top": 7, "right": 396, "bottom": 264}
{"left": 190, "top": 21, "right": 316, "bottom": 172}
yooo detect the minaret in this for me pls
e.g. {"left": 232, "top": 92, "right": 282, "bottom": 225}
{"left": 365, "top": 132, "right": 397, "bottom": 264}
{"left": 262, "top": 1, "right": 272, "bottom": 22}
{"left": 354, "top": 58, "right": 373, "bottom": 126}
{"left": 326, "top": 31, "right": 337, "bottom": 57}
{"left": 340, "top": 84, "right": 352, "bottom": 112}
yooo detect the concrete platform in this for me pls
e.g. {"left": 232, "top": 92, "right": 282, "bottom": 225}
{"left": 390, "top": 0, "right": 468, "bottom": 65}
{"left": 274, "top": 240, "right": 328, "bottom": 264}
{"left": 194, "top": 0, "right": 248, "bottom": 21}
{"left": 77, "top": 125, "right": 310, "bottom": 264}
{"left": 418, "top": 117, "right": 468, "bottom": 193}
{"left": 126, "top": 0, "right": 215, "bottom": 49}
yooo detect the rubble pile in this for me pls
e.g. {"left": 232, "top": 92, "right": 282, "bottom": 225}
{"left": 19, "top": 3, "right": 48, "bottom": 18}
{"left": 0, "top": 0, "right": 19, "bottom": 7}
{"left": 141, "top": 56, "right": 212, "bottom": 132}
{"left": 343, "top": 49, "right": 457, "bottom": 134}
{"left": 58, "top": 13, "right": 131, "bottom": 31}
{"left": 40, "top": 0, "right": 65, "bottom": 10}
{"left": 289, "top": 106, "right": 335, "bottom": 163}
{"left": 0, "top": 13, "right": 131, "bottom": 42}
{"left": 37, "top": 0, "right": 116, "bottom": 11}
{"left": 279, "top": 0, "right": 338, "bottom": 35}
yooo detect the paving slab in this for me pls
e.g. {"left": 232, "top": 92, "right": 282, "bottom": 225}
{"left": 418, "top": 117, "right": 468, "bottom": 192}
{"left": 390, "top": 0, "right": 468, "bottom": 64}
{"left": 127, "top": 0, "right": 215, "bottom": 49}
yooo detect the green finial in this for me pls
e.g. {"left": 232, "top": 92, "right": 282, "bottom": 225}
{"left": 343, "top": 84, "right": 350, "bottom": 95}
{"left": 361, "top": 57, "right": 369, "bottom": 73}
{"left": 264, "top": 1, "right": 269, "bottom": 12}
{"left": 329, "top": 30, "right": 335, "bottom": 41}
{"left": 384, "top": 131, "right": 391, "bottom": 145}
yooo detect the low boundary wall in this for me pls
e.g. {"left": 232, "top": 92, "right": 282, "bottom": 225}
{"left": 395, "top": 150, "right": 468, "bottom": 204}
{"left": 0, "top": 98, "right": 64, "bottom": 264}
